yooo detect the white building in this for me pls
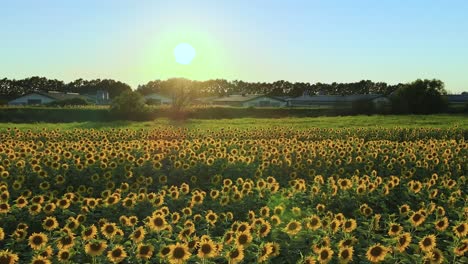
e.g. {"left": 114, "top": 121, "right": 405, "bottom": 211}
{"left": 8, "top": 91, "right": 85, "bottom": 105}
{"left": 212, "top": 94, "right": 287, "bottom": 107}
{"left": 144, "top": 93, "right": 173, "bottom": 105}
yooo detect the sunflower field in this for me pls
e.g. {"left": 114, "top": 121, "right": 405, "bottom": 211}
{"left": 0, "top": 126, "right": 466, "bottom": 263}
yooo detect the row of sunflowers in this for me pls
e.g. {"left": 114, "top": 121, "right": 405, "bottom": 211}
{"left": 0, "top": 127, "right": 466, "bottom": 263}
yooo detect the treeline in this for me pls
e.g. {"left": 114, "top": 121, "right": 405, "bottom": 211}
{"left": 0, "top": 76, "right": 434, "bottom": 100}
{"left": 136, "top": 78, "right": 402, "bottom": 97}
{"left": 0, "top": 77, "right": 131, "bottom": 100}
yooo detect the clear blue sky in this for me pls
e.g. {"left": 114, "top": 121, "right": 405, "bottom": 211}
{"left": 1, "top": 0, "right": 467, "bottom": 93}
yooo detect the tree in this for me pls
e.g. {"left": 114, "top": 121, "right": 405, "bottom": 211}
{"left": 390, "top": 79, "right": 448, "bottom": 114}
{"left": 110, "top": 90, "right": 147, "bottom": 120}
{"left": 167, "top": 78, "right": 196, "bottom": 112}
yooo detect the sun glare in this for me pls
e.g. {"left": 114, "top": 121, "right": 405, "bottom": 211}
{"left": 174, "top": 43, "right": 196, "bottom": 65}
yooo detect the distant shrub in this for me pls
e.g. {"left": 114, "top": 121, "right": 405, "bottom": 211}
{"left": 391, "top": 79, "right": 448, "bottom": 114}
{"left": 46, "top": 98, "right": 89, "bottom": 107}
{"left": 110, "top": 90, "right": 149, "bottom": 120}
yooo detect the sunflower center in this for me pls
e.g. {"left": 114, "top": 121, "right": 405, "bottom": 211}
{"left": 140, "top": 246, "right": 150, "bottom": 255}
{"left": 201, "top": 244, "right": 212, "bottom": 254}
{"left": 399, "top": 236, "right": 407, "bottom": 245}
{"left": 289, "top": 223, "right": 298, "bottom": 230}
{"left": 320, "top": 250, "right": 329, "bottom": 259}
{"left": 341, "top": 250, "right": 349, "bottom": 258}
{"left": 161, "top": 247, "right": 170, "bottom": 255}
{"left": 370, "top": 246, "right": 383, "bottom": 256}
{"left": 105, "top": 226, "right": 115, "bottom": 233}
{"left": 173, "top": 247, "right": 186, "bottom": 259}
{"left": 90, "top": 243, "right": 102, "bottom": 251}
{"left": 423, "top": 238, "right": 432, "bottom": 246}
{"left": 238, "top": 235, "right": 248, "bottom": 244}
{"left": 154, "top": 217, "right": 164, "bottom": 226}
{"left": 33, "top": 236, "right": 43, "bottom": 244}
{"left": 112, "top": 248, "right": 122, "bottom": 257}
{"left": 230, "top": 249, "right": 240, "bottom": 258}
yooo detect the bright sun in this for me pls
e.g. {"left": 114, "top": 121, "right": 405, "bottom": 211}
{"left": 174, "top": 43, "right": 196, "bottom": 65}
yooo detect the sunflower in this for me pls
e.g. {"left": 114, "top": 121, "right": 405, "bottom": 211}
{"left": 453, "top": 239, "right": 468, "bottom": 256}
{"left": 306, "top": 215, "right": 321, "bottom": 230}
{"left": 341, "top": 219, "right": 356, "bottom": 233}
{"left": 42, "top": 216, "right": 59, "bottom": 231}
{"left": 130, "top": 226, "right": 146, "bottom": 243}
{"left": 395, "top": 232, "right": 412, "bottom": 252}
{"left": 366, "top": 244, "right": 388, "bottom": 263}
{"left": 43, "top": 203, "right": 56, "bottom": 214}
{"left": 387, "top": 223, "right": 402, "bottom": 236}
{"left": 28, "top": 232, "right": 48, "bottom": 250}
{"left": 57, "top": 249, "right": 71, "bottom": 262}
{"left": 101, "top": 222, "right": 118, "bottom": 239}
{"left": 434, "top": 217, "right": 449, "bottom": 231}
{"left": 313, "top": 236, "right": 331, "bottom": 253}
{"left": 81, "top": 225, "right": 98, "bottom": 241}
{"left": 257, "top": 243, "right": 273, "bottom": 263}
{"left": 399, "top": 204, "right": 411, "bottom": 215}
{"left": 168, "top": 243, "right": 191, "bottom": 264}
{"left": 30, "top": 255, "right": 52, "bottom": 264}
{"left": 424, "top": 248, "right": 444, "bottom": 264}
{"left": 419, "top": 234, "right": 437, "bottom": 252}
{"left": 235, "top": 231, "right": 253, "bottom": 247}
{"left": 285, "top": 220, "right": 302, "bottom": 236}
{"left": 0, "top": 249, "right": 19, "bottom": 264}
{"left": 205, "top": 211, "right": 218, "bottom": 226}
{"left": 107, "top": 245, "right": 127, "bottom": 263}
{"left": 148, "top": 214, "right": 168, "bottom": 232}
{"left": 227, "top": 247, "right": 244, "bottom": 264}
{"left": 136, "top": 243, "right": 154, "bottom": 260}
{"left": 409, "top": 211, "right": 426, "bottom": 227}
{"left": 12, "top": 229, "right": 27, "bottom": 241}
{"left": 15, "top": 196, "right": 28, "bottom": 208}
{"left": 0, "top": 227, "right": 4, "bottom": 241}
{"left": 56, "top": 232, "right": 75, "bottom": 250}
{"left": 85, "top": 241, "right": 107, "bottom": 257}
{"left": 338, "top": 246, "right": 353, "bottom": 263}
{"left": 38, "top": 245, "right": 53, "bottom": 259}
{"left": 197, "top": 239, "right": 218, "bottom": 259}
{"left": 453, "top": 222, "right": 467, "bottom": 238}
{"left": 303, "top": 256, "right": 317, "bottom": 264}
{"left": 338, "top": 237, "right": 357, "bottom": 248}
{"left": 316, "top": 247, "right": 333, "bottom": 264}
{"left": 258, "top": 221, "right": 272, "bottom": 237}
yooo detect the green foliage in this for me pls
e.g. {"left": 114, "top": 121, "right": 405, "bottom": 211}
{"left": 110, "top": 90, "right": 148, "bottom": 120}
{"left": 391, "top": 79, "right": 448, "bottom": 114}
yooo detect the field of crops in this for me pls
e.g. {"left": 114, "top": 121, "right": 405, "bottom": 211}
{"left": 0, "top": 126, "right": 466, "bottom": 263}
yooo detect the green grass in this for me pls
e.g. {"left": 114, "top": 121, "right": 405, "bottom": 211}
{"left": 0, "top": 114, "right": 466, "bottom": 131}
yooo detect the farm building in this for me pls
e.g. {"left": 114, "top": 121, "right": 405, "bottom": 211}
{"left": 8, "top": 91, "right": 86, "bottom": 105}
{"left": 82, "top": 90, "right": 110, "bottom": 105}
{"left": 144, "top": 93, "right": 173, "bottom": 105}
{"left": 446, "top": 94, "right": 468, "bottom": 107}
{"left": 287, "top": 94, "right": 390, "bottom": 109}
{"left": 212, "top": 94, "right": 287, "bottom": 107}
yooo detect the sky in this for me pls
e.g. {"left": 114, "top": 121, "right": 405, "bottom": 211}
{"left": 1, "top": 0, "right": 467, "bottom": 93}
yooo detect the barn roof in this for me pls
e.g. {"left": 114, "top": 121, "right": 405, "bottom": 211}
{"left": 289, "top": 94, "right": 384, "bottom": 103}
{"left": 213, "top": 94, "right": 287, "bottom": 103}
{"left": 36, "top": 91, "right": 85, "bottom": 101}
{"left": 446, "top": 94, "right": 468, "bottom": 103}
{"left": 10, "top": 91, "right": 85, "bottom": 102}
